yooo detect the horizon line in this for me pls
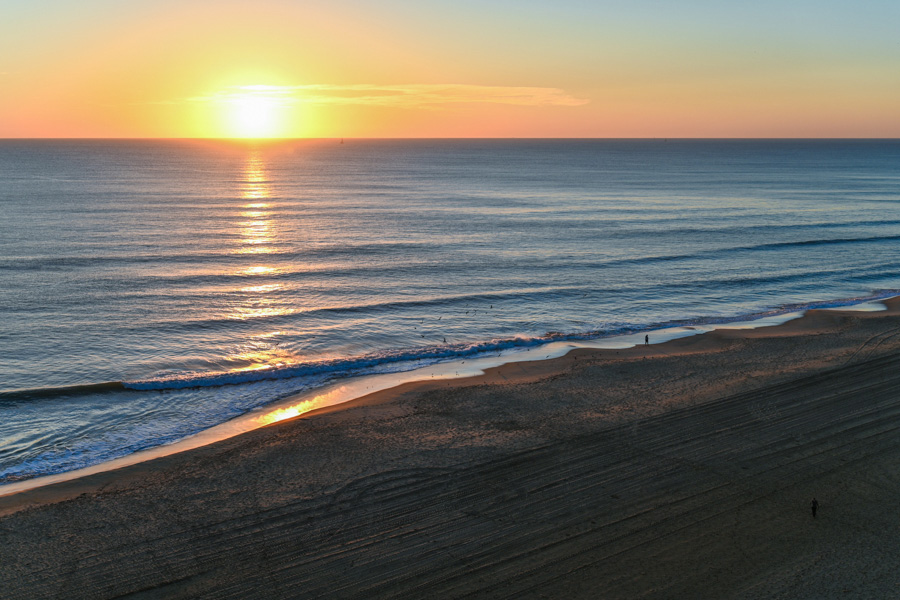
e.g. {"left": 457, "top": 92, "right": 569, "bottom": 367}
{"left": 2, "top": 136, "right": 899, "bottom": 141}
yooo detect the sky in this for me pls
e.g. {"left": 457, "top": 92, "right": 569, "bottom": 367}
{"left": 1, "top": 0, "right": 898, "bottom": 138}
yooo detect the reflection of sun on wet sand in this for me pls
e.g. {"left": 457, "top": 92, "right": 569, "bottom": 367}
{"left": 4, "top": 300, "right": 900, "bottom": 598}
{"left": 257, "top": 398, "right": 322, "bottom": 425}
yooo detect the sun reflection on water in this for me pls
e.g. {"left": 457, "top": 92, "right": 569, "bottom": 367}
{"left": 243, "top": 265, "right": 278, "bottom": 276}
{"left": 234, "top": 152, "right": 279, "bottom": 275}
{"left": 222, "top": 150, "right": 300, "bottom": 370}
{"left": 229, "top": 341, "right": 296, "bottom": 371}
{"left": 241, "top": 283, "right": 283, "bottom": 294}
{"left": 234, "top": 152, "right": 277, "bottom": 254}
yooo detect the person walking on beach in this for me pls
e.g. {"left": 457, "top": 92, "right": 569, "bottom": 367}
{"left": 645, "top": 334, "right": 649, "bottom": 345}
{"left": 811, "top": 498, "right": 819, "bottom": 518}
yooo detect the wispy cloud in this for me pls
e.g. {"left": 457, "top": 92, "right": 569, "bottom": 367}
{"left": 188, "top": 83, "right": 588, "bottom": 108}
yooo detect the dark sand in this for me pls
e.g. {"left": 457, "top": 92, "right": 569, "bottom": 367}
{"left": 3, "top": 301, "right": 900, "bottom": 599}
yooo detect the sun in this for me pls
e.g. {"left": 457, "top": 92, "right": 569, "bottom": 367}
{"left": 224, "top": 88, "right": 287, "bottom": 138}
{"left": 228, "top": 96, "right": 281, "bottom": 138}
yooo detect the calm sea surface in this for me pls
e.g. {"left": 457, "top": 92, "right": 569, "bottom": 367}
{"left": 1, "top": 139, "right": 899, "bottom": 483}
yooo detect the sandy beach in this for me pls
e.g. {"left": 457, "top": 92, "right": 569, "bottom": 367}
{"left": 3, "top": 300, "right": 900, "bottom": 599}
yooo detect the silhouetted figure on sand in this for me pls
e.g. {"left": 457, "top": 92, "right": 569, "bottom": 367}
{"left": 645, "top": 334, "right": 649, "bottom": 345}
{"left": 811, "top": 498, "right": 819, "bottom": 518}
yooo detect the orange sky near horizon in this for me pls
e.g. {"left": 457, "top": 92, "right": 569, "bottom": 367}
{"left": 1, "top": 0, "right": 898, "bottom": 138}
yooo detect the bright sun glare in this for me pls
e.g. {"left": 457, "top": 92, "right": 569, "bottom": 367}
{"left": 227, "top": 92, "right": 284, "bottom": 138}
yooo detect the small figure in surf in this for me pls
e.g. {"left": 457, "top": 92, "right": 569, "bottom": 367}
{"left": 811, "top": 498, "right": 819, "bottom": 518}
{"left": 645, "top": 334, "right": 649, "bottom": 345}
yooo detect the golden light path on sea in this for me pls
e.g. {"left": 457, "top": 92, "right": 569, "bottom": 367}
{"left": 223, "top": 149, "right": 297, "bottom": 370}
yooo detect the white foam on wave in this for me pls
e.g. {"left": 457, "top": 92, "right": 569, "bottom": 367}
{"left": 822, "top": 300, "right": 887, "bottom": 312}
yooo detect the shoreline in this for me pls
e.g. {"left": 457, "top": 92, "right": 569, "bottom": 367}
{"left": 3, "top": 299, "right": 900, "bottom": 597}
{"left": 0, "top": 297, "right": 887, "bottom": 500}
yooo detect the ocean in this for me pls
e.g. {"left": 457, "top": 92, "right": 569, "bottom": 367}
{"left": 1, "top": 139, "right": 899, "bottom": 485}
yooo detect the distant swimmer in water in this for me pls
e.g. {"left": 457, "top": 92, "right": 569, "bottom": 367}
{"left": 645, "top": 334, "right": 649, "bottom": 345}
